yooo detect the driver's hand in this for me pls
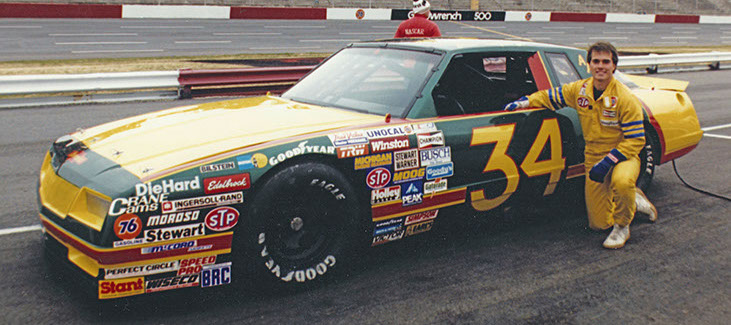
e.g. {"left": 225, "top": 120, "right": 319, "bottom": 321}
{"left": 504, "top": 96, "right": 529, "bottom": 111}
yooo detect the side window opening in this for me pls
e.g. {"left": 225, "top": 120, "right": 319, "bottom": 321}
{"left": 432, "top": 52, "right": 540, "bottom": 116}
{"left": 545, "top": 52, "right": 581, "bottom": 85}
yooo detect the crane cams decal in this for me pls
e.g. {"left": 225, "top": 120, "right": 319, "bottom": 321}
{"left": 258, "top": 232, "right": 336, "bottom": 283}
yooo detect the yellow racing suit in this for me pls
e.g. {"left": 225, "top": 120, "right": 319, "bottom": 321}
{"left": 527, "top": 77, "right": 646, "bottom": 229}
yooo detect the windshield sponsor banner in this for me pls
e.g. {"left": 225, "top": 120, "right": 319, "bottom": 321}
{"left": 236, "top": 153, "right": 268, "bottom": 170}
{"left": 391, "top": 9, "right": 506, "bottom": 21}
{"left": 99, "top": 277, "right": 145, "bottom": 299}
{"left": 201, "top": 262, "right": 232, "bottom": 288}
{"left": 105, "top": 261, "right": 178, "bottom": 280}
{"left": 417, "top": 131, "right": 445, "bottom": 149}
{"left": 147, "top": 210, "right": 200, "bottom": 227}
{"left": 426, "top": 162, "right": 454, "bottom": 180}
{"left": 135, "top": 176, "right": 200, "bottom": 197}
{"left": 404, "top": 210, "right": 439, "bottom": 225}
{"left": 394, "top": 149, "right": 419, "bottom": 171}
{"left": 424, "top": 179, "right": 448, "bottom": 195}
{"left": 371, "top": 186, "right": 401, "bottom": 205}
{"left": 161, "top": 192, "right": 243, "bottom": 213}
{"left": 144, "top": 223, "right": 205, "bottom": 243}
{"left": 370, "top": 136, "right": 410, "bottom": 153}
{"left": 204, "top": 173, "right": 250, "bottom": 194}
{"left": 420, "top": 146, "right": 451, "bottom": 167}
{"left": 145, "top": 274, "right": 200, "bottom": 293}
{"left": 355, "top": 152, "right": 392, "bottom": 170}
{"left": 364, "top": 125, "right": 413, "bottom": 139}
{"left": 109, "top": 193, "right": 168, "bottom": 217}
{"left": 200, "top": 161, "right": 236, "bottom": 174}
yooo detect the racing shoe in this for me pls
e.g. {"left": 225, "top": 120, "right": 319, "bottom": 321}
{"left": 603, "top": 224, "right": 630, "bottom": 249}
{"left": 635, "top": 189, "right": 658, "bottom": 222}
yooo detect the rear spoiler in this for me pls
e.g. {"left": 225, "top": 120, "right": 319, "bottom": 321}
{"left": 615, "top": 72, "right": 689, "bottom": 92}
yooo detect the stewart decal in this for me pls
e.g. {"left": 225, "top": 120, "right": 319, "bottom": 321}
{"left": 366, "top": 168, "right": 391, "bottom": 189}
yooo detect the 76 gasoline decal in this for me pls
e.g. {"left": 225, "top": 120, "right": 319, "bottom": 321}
{"left": 114, "top": 214, "right": 142, "bottom": 240}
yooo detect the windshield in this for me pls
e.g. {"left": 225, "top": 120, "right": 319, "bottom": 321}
{"left": 282, "top": 47, "right": 443, "bottom": 117}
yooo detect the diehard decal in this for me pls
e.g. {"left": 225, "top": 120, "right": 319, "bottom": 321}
{"left": 393, "top": 149, "right": 419, "bottom": 171}
{"left": 205, "top": 206, "right": 239, "bottom": 231}
{"left": 161, "top": 192, "right": 243, "bottom": 213}
{"left": 354, "top": 153, "right": 392, "bottom": 170}
{"left": 420, "top": 146, "right": 452, "bottom": 166}
{"left": 135, "top": 176, "right": 200, "bottom": 197}
{"left": 366, "top": 167, "right": 391, "bottom": 189}
{"left": 114, "top": 214, "right": 142, "bottom": 240}
{"left": 204, "top": 173, "right": 250, "bottom": 194}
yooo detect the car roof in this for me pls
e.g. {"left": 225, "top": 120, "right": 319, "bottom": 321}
{"left": 352, "top": 38, "right": 582, "bottom": 54}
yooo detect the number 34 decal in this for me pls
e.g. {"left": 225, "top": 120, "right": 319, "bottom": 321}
{"left": 470, "top": 118, "right": 565, "bottom": 211}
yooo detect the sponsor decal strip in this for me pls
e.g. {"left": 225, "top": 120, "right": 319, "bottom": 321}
{"left": 566, "top": 164, "right": 585, "bottom": 179}
{"left": 371, "top": 188, "right": 466, "bottom": 221}
{"left": 40, "top": 216, "right": 232, "bottom": 265}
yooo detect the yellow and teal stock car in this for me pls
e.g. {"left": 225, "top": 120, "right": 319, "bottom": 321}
{"left": 38, "top": 39, "right": 702, "bottom": 299}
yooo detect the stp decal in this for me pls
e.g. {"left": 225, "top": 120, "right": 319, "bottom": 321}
{"left": 366, "top": 167, "right": 391, "bottom": 189}
{"left": 205, "top": 206, "right": 240, "bottom": 231}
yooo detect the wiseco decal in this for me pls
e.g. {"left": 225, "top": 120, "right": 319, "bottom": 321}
{"left": 204, "top": 173, "right": 250, "bottom": 194}
{"left": 145, "top": 274, "right": 199, "bottom": 293}
{"left": 369, "top": 136, "right": 410, "bottom": 153}
{"left": 99, "top": 277, "right": 145, "bottom": 299}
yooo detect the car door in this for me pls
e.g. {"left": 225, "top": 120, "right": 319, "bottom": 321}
{"left": 426, "top": 50, "right": 583, "bottom": 213}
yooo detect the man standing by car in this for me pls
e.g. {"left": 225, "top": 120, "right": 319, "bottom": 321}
{"left": 395, "top": 0, "right": 441, "bottom": 38}
{"left": 504, "top": 41, "right": 657, "bottom": 249}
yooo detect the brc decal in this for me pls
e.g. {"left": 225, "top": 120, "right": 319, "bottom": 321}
{"left": 205, "top": 206, "right": 239, "bottom": 231}
{"left": 99, "top": 277, "right": 145, "bottom": 299}
{"left": 114, "top": 214, "right": 142, "bottom": 240}
{"left": 393, "top": 149, "right": 419, "bottom": 171}
{"left": 369, "top": 136, "right": 410, "bottom": 153}
{"left": 366, "top": 167, "right": 391, "bottom": 189}
{"left": 201, "top": 262, "right": 232, "bottom": 288}
{"left": 354, "top": 153, "right": 393, "bottom": 170}
{"left": 337, "top": 144, "right": 369, "bottom": 158}
{"left": 204, "top": 173, "right": 250, "bottom": 194}
{"left": 404, "top": 210, "right": 439, "bottom": 225}
{"left": 237, "top": 153, "right": 268, "bottom": 170}
{"left": 392, "top": 168, "right": 425, "bottom": 184}
{"left": 470, "top": 119, "right": 565, "bottom": 211}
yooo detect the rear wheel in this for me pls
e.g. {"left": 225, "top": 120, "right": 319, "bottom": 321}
{"left": 245, "top": 162, "right": 363, "bottom": 286}
{"left": 636, "top": 129, "right": 659, "bottom": 192}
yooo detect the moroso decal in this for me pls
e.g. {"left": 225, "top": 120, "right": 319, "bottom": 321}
{"left": 354, "top": 153, "right": 392, "bottom": 170}
{"left": 147, "top": 211, "right": 200, "bottom": 227}
{"left": 144, "top": 223, "right": 205, "bottom": 243}
{"left": 205, "top": 206, "right": 239, "bottom": 232}
{"left": 114, "top": 214, "right": 142, "bottom": 240}
{"left": 204, "top": 173, "right": 250, "bottom": 194}
{"left": 366, "top": 167, "right": 391, "bottom": 189}
{"left": 99, "top": 277, "right": 145, "bottom": 299}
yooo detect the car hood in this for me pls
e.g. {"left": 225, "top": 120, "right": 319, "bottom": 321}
{"left": 73, "top": 96, "right": 383, "bottom": 178}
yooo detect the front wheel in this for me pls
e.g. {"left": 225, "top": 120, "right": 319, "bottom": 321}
{"left": 245, "top": 162, "right": 363, "bottom": 286}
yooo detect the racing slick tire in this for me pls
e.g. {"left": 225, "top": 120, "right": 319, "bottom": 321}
{"left": 244, "top": 161, "right": 364, "bottom": 287}
{"left": 636, "top": 127, "right": 659, "bottom": 192}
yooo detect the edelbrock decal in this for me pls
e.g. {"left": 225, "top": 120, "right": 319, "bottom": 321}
{"left": 204, "top": 173, "right": 250, "bottom": 194}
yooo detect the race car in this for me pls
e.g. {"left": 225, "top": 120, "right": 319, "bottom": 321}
{"left": 37, "top": 38, "right": 702, "bottom": 299}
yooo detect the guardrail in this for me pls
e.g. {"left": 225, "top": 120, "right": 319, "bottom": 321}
{"left": 1, "top": 52, "right": 730, "bottom": 109}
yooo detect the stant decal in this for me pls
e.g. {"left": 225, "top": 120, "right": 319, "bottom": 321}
{"left": 99, "top": 277, "right": 145, "bottom": 299}
{"left": 405, "top": 210, "right": 439, "bottom": 225}
{"left": 205, "top": 206, "right": 239, "bottom": 231}
{"left": 135, "top": 176, "right": 200, "bottom": 197}
{"left": 237, "top": 153, "right": 267, "bottom": 170}
{"left": 201, "top": 262, "right": 232, "bottom": 288}
{"left": 394, "top": 149, "right": 419, "bottom": 171}
{"left": 420, "top": 146, "right": 452, "bottom": 167}
{"left": 200, "top": 161, "right": 236, "bottom": 173}
{"left": 370, "top": 136, "right": 410, "bottom": 153}
{"left": 417, "top": 132, "right": 445, "bottom": 148}
{"left": 161, "top": 192, "right": 243, "bottom": 213}
{"left": 337, "top": 144, "right": 369, "bottom": 158}
{"left": 371, "top": 186, "right": 401, "bottom": 205}
{"left": 354, "top": 153, "right": 392, "bottom": 170}
{"left": 366, "top": 167, "right": 391, "bottom": 189}
{"left": 105, "top": 261, "right": 178, "bottom": 280}
{"left": 113, "top": 214, "right": 142, "bottom": 240}
{"left": 204, "top": 173, "right": 250, "bottom": 194}
{"left": 144, "top": 223, "right": 205, "bottom": 243}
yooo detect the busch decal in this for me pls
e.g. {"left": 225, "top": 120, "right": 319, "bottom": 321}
{"left": 420, "top": 146, "right": 452, "bottom": 167}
